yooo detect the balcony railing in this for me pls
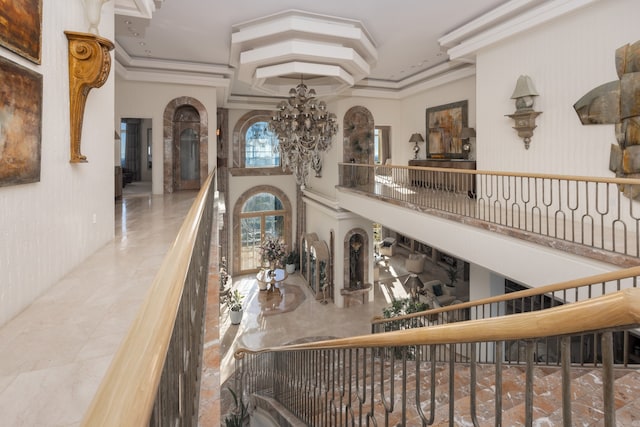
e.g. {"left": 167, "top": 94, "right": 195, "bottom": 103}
{"left": 372, "top": 266, "right": 640, "bottom": 366}
{"left": 338, "top": 163, "right": 640, "bottom": 264}
{"left": 81, "top": 171, "right": 217, "bottom": 427}
{"left": 235, "top": 267, "right": 640, "bottom": 426}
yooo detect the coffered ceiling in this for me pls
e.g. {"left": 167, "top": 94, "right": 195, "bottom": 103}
{"left": 112, "top": 0, "right": 590, "bottom": 107}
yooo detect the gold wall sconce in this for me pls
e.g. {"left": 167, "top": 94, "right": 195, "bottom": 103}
{"left": 409, "top": 133, "right": 424, "bottom": 159}
{"left": 506, "top": 75, "right": 541, "bottom": 149}
{"left": 460, "top": 127, "right": 476, "bottom": 159}
{"left": 65, "top": 31, "right": 114, "bottom": 163}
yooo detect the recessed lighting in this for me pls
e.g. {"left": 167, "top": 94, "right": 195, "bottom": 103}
{"left": 139, "top": 41, "right": 146, "bottom": 46}
{"left": 124, "top": 20, "right": 132, "bottom": 25}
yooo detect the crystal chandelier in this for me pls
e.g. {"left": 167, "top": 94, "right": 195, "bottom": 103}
{"left": 268, "top": 77, "right": 338, "bottom": 188}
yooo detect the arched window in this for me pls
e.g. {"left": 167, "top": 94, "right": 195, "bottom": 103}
{"left": 235, "top": 187, "right": 291, "bottom": 274}
{"left": 245, "top": 122, "right": 280, "bottom": 167}
{"left": 230, "top": 111, "right": 290, "bottom": 177}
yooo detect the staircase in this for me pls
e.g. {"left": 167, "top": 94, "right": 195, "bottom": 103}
{"left": 235, "top": 359, "right": 640, "bottom": 426}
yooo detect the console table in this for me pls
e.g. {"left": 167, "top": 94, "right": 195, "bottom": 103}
{"left": 408, "top": 159, "right": 476, "bottom": 194}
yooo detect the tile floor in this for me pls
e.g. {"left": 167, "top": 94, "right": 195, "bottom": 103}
{"left": 0, "top": 183, "right": 197, "bottom": 426}
{"left": 0, "top": 180, "right": 463, "bottom": 426}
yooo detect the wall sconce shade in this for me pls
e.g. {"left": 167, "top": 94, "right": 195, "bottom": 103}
{"left": 409, "top": 132, "right": 424, "bottom": 159}
{"left": 511, "top": 75, "right": 539, "bottom": 100}
{"left": 507, "top": 75, "right": 541, "bottom": 149}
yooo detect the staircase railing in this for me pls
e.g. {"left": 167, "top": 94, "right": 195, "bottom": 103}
{"left": 81, "top": 171, "right": 217, "bottom": 427}
{"left": 338, "top": 163, "right": 640, "bottom": 264}
{"left": 372, "top": 266, "right": 640, "bottom": 366}
{"left": 235, "top": 281, "right": 640, "bottom": 426}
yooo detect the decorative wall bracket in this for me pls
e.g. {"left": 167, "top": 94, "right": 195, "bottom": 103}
{"left": 506, "top": 75, "right": 541, "bottom": 150}
{"left": 506, "top": 110, "right": 542, "bottom": 149}
{"left": 65, "top": 31, "right": 114, "bottom": 163}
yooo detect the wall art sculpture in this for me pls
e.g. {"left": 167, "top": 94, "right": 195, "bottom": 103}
{"left": 574, "top": 40, "right": 640, "bottom": 200}
{"left": 0, "top": 0, "right": 42, "bottom": 64}
{"left": 0, "top": 56, "right": 43, "bottom": 187}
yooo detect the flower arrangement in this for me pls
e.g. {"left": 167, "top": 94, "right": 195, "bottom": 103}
{"left": 259, "top": 235, "right": 287, "bottom": 267}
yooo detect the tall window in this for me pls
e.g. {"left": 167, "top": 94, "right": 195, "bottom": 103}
{"left": 374, "top": 125, "right": 391, "bottom": 165}
{"left": 245, "top": 122, "right": 280, "bottom": 167}
{"left": 239, "top": 192, "right": 286, "bottom": 271}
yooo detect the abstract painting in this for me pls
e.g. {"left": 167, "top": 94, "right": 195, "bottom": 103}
{"left": 426, "top": 100, "right": 468, "bottom": 159}
{"left": 0, "top": 56, "right": 42, "bottom": 187}
{"left": 0, "top": 0, "right": 42, "bottom": 64}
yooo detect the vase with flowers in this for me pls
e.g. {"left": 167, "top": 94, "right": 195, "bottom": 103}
{"left": 259, "top": 234, "right": 287, "bottom": 272}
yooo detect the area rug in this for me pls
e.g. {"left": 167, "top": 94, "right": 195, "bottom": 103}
{"left": 255, "top": 282, "right": 306, "bottom": 316}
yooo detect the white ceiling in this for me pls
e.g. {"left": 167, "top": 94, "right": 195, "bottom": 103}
{"left": 113, "top": 0, "right": 562, "bottom": 105}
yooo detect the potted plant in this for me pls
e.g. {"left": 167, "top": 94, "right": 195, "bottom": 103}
{"left": 223, "top": 387, "right": 248, "bottom": 427}
{"left": 445, "top": 265, "right": 459, "bottom": 288}
{"left": 227, "top": 289, "right": 244, "bottom": 325}
{"left": 285, "top": 248, "right": 298, "bottom": 274}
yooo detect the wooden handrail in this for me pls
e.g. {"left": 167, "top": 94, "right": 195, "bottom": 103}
{"left": 341, "top": 162, "right": 640, "bottom": 185}
{"left": 81, "top": 172, "right": 215, "bottom": 427}
{"left": 236, "top": 287, "right": 640, "bottom": 358}
{"left": 371, "top": 265, "right": 640, "bottom": 324}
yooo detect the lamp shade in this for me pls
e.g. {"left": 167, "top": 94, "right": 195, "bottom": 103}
{"left": 511, "top": 75, "right": 539, "bottom": 99}
{"left": 460, "top": 127, "right": 476, "bottom": 139}
{"left": 409, "top": 133, "right": 424, "bottom": 143}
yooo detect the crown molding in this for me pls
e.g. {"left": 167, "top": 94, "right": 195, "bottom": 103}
{"left": 446, "top": 0, "right": 596, "bottom": 61}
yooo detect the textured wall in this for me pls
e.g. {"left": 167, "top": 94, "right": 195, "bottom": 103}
{"left": 0, "top": 1, "right": 115, "bottom": 326}
{"left": 476, "top": 0, "right": 639, "bottom": 176}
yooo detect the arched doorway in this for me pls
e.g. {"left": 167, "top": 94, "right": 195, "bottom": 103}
{"left": 162, "top": 97, "right": 208, "bottom": 193}
{"left": 174, "top": 105, "right": 200, "bottom": 190}
{"left": 233, "top": 186, "right": 292, "bottom": 275}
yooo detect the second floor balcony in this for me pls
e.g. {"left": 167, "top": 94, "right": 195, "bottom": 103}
{"left": 337, "top": 162, "right": 640, "bottom": 269}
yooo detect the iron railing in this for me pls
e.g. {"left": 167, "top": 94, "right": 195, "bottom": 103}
{"left": 235, "top": 281, "right": 640, "bottom": 426}
{"left": 81, "top": 171, "right": 217, "bottom": 427}
{"left": 372, "top": 266, "right": 640, "bottom": 367}
{"left": 339, "top": 163, "right": 640, "bottom": 263}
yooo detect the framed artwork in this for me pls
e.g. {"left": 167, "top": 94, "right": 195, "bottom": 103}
{"left": 425, "top": 100, "right": 468, "bottom": 159}
{"left": 0, "top": 55, "right": 43, "bottom": 187}
{"left": 0, "top": 0, "right": 42, "bottom": 64}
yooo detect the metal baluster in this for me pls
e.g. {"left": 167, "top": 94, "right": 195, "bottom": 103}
{"left": 470, "top": 343, "right": 480, "bottom": 427}
{"left": 449, "top": 343, "right": 455, "bottom": 427}
{"left": 602, "top": 332, "right": 615, "bottom": 427}
{"left": 560, "top": 336, "right": 572, "bottom": 427}
{"left": 525, "top": 340, "right": 534, "bottom": 427}
{"left": 495, "top": 341, "right": 503, "bottom": 427}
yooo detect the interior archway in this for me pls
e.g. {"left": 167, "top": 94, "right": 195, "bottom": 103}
{"left": 162, "top": 96, "right": 208, "bottom": 193}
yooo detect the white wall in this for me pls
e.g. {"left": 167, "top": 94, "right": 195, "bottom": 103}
{"left": 0, "top": 1, "right": 115, "bottom": 326}
{"left": 304, "top": 96, "right": 402, "bottom": 199}
{"left": 477, "top": 0, "right": 640, "bottom": 175}
{"left": 401, "top": 76, "right": 476, "bottom": 162}
{"left": 115, "top": 79, "right": 218, "bottom": 194}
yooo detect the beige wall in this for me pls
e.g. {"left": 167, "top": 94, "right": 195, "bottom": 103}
{"left": 0, "top": 2, "right": 115, "bottom": 326}
{"left": 115, "top": 78, "right": 218, "bottom": 194}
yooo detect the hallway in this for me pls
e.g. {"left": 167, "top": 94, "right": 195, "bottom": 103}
{"left": 0, "top": 190, "right": 197, "bottom": 426}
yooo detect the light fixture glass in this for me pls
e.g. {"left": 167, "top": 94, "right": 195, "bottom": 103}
{"left": 268, "top": 76, "right": 338, "bottom": 188}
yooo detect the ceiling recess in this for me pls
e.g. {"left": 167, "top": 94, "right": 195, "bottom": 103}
{"left": 230, "top": 9, "right": 378, "bottom": 96}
